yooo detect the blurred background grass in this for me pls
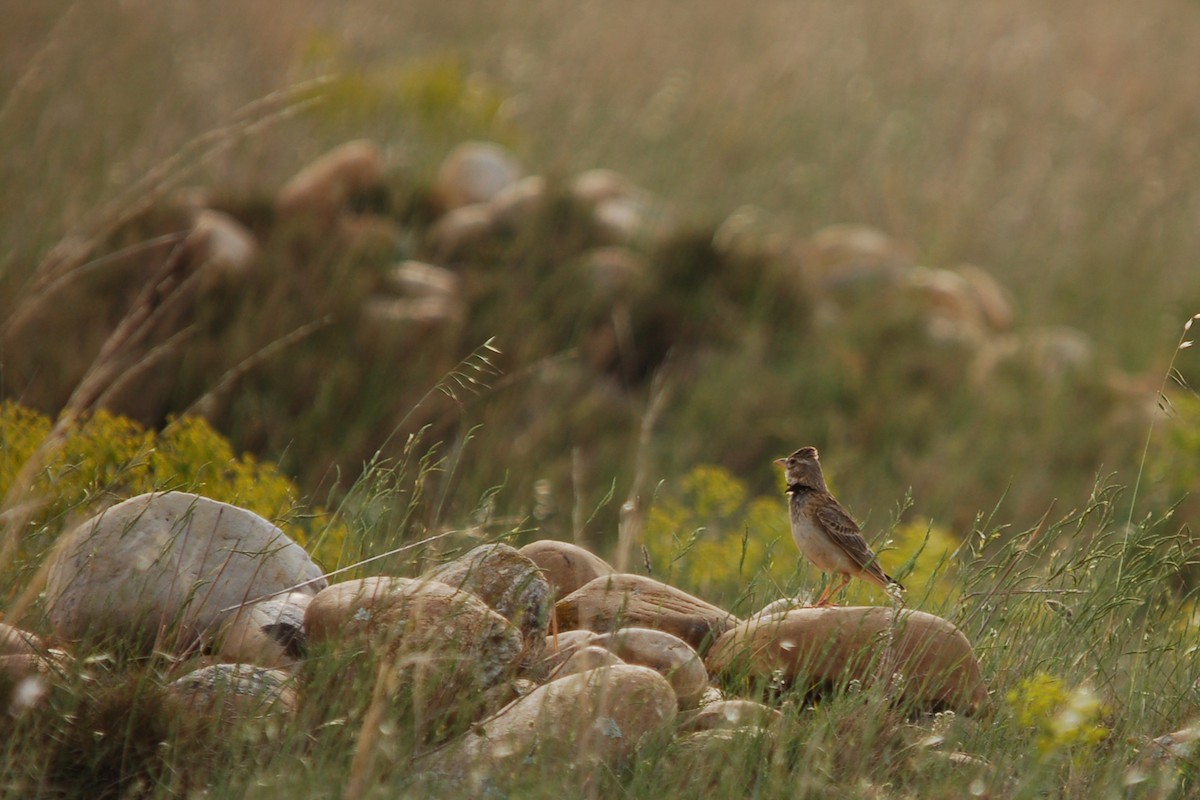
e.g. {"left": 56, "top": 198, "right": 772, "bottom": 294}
{"left": 3, "top": 0, "right": 1200, "bottom": 583}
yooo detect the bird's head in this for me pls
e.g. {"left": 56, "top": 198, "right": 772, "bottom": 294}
{"left": 773, "top": 446, "right": 826, "bottom": 492}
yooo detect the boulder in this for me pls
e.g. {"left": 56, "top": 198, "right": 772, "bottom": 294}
{"left": 214, "top": 591, "right": 311, "bottom": 668}
{"left": 276, "top": 139, "right": 384, "bottom": 219}
{"left": 422, "top": 543, "right": 550, "bottom": 649}
{"left": 555, "top": 573, "right": 739, "bottom": 653}
{"left": 809, "top": 224, "right": 916, "bottom": 288}
{"left": 416, "top": 665, "right": 676, "bottom": 788}
{"left": 0, "top": 622, "right": 42, "bottom": 656}
{"left": 676, "top": 699, "right": 781, "bottom": 734}
{"left": 570, "top": 169, "right": 636, "bottom": 206}
{"left": 518, "top": 540, "right": 614, "bottom": 600}
{"left": 385, "top": 260, "right": 460, "bottom": 299}
{"left": 43, "top": 492, "right": 326, "bottom": 653}
{"left": 550, "top": 645, "right": 625, "bottom": 680}
{"left": 488, "top": 175, "right": 547, "bottom": 231}
{"left": 187, "top": 209, "right": 258, "bottom": 280}
{"left": 434, "top": 141, "right": 520, "bottom": 211}
{"left": 164, "top": 663, "right": 297, "bottom": 721}
{"left": 539, "top": 629, "right": 604, "bottom": 674}
{"left": 591, "top": 628, "right": 708, "bottom": 708}
{"left": 705, "top": 607, "right": 987, "bottom": 714}
{"left": 304, "top": 576, "right": 523, "bottom": 691}
{"left": 425, "top": 203, "right": 495, "bottom": 262}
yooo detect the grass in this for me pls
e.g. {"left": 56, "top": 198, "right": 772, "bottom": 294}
{"left": 4, "top": 0, "right": 1200, "bottom": 795}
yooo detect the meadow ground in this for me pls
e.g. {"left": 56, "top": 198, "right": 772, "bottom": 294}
{"left": 4, "top": 1, "right": 1200, "bottom": 796}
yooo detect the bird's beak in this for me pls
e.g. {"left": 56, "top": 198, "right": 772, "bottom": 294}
{"left": 772, "top": 457, "right": 786, "bottom": 467}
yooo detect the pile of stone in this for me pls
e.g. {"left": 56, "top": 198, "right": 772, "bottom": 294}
{"left": 2, "top": 490, "right": 994, "bottom": 791}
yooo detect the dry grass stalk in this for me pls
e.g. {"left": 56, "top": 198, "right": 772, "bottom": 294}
{"left": 614, "top": 372, "right": 670, "bottom": 572}
{"left": 1, "top": 76, "right": 330, "bottom": 343}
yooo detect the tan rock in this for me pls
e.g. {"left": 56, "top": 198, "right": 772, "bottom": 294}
{"left": 425, "top": 203, "right": 495, "bottom": 262}
{"left": 539, "top": 629, "right": 604, "bottom": 674}
{"left": 434, "top": 141, "right": 521, "bottom": 211}
{"left": 276, "top": 140, "right": 384, "bottom": 219}
{"left": 570, "top": 169, "right": 636, "bottom": 206}
{"left": 44, "top": 492, "right": 326, "bottom": 653}
{"left": 705, "top": 607, "right": 987, "bottom": 714}
{"left": 578, "top": 246, "right": 651, "bottom": 306}
{"left": 304, "top": 576, "right": 523, "bottom": 691}
{"left": 555, "top": 573, "right": 739, "bottom": 653}
{"left": 337, "top": 214, "right": 404, "bottom": 260}
{"left": 165, "top": 663, "right": 297, "bottom": 721}
{"left": 214, "top": 591, "right": 311, "bottom": 669}
{"left": 422, "top": 543, "right": 550, "bottom": 648}
{"left": 519, "top": 539, "right": 614, "bottom": 600}
{"left": 957, "top": 264, "right": 1015, "bottom": 332}
{"left": 489, "top": 175, "right": 547, "bottom": 231}
{"left": 417, "top": 665, "right": 676, "bottom": 787}
{"left": 550, "top": 645, "right": 625, "bottom": 679}
{"left": 188, "top": 209, "right": 258, "bottom": 279}
{"left": 0, "top": 622, "right": 42, "bottom": 656}
{"left": 385, "top": 260, "right": 460, "bottom": 299}
{"left": 592, "top": 628, "right": 708, "bottom": 708}
{"left": 0, "top": 651, "right": 70, "bottom": 681}
{"left": 362, "top": 295, "right": 464, "bottom": 331}
{"left": 810, "top": 224, "right": 916, "bottom": 286}
{"left": 676, "top": 699, "right": 781, "bottom": 734}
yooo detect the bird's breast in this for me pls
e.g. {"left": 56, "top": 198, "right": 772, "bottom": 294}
{"left": 789, "top": 498, "right": 858, "bottom": 574}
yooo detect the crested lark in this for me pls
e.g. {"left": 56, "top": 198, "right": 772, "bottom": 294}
{"left": 774, "top": 446, "right": 904, "bottom": 606}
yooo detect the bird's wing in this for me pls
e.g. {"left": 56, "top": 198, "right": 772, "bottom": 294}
{"left": 814, "top": 499, "right": 890, "bottom": 579}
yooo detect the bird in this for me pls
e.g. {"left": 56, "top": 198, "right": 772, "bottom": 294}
{"left": 774, "top": 446, "right": 904, "bottom": 606}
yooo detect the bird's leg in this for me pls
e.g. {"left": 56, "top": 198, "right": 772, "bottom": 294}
{"left": 815, "top": 574, "right": 851, "bottom": 607}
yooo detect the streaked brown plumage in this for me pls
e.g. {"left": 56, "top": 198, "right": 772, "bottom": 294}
{"left": 774, "top": 446, "right": 904, "bottom": 606}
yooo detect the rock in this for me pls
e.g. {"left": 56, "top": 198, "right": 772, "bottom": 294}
{"left": 809, "top": 224, "right": 916, "bottom": 287}
{"left": 577, "top": 246, "right": 651, "bottom": 306}
{"left": 187, "top": 210, "right": 258, "bottom": 279}
{"left": 903, "top": 266, "right": 992, "bottom": 345}
{"left": 362, "top": 295, "right": 464, "bottom": 332}
{"left": 43, "top": 492, "right": 326, "bottom": 653}
{"left": 570, "top": 169, "right": 636, "bottom": 206}
{"left": 0, "top": 622, "right": 42, "bottom": 656}
{"left": 518, "top": 540, "right": 614, "bottom": 600}
{"left": 276, "top": 139, "right": 385, "bottom": 219}
{"left": 676, "top": 699, "right": 781, "bottom": 734}
{"left": 550, "top": 645, "right": 625, "bottom": 679}
{"left": 670, "top": 726, "right": 772, "bottom": 755}
{"left": 539, "top": 629, "right": 605, "bottom": 674}
{"left": 304, "top": 576, "right": 523, "bottom": 690}
{"left": 555, "top": 574, "right": 739, "bottom": 653}
{"left": 214, "top": 591, "right": 311, "bottom": 668}
{"left": 369, "top": 262, "right": 464, "bottom": 333}
{"left": 425, "top": 203, "right": 495, "bottom": 262}
{"left": 416, "top": 665, "right": 676, "bottom": 788}
{"left": 957, "top": 265, "right": 1015, "bottom": 332}
{"left": 754, "top": 597, "right": 803, "bottom": 618}
{"left": 0, "top": 651, "right": 70, "bottom": 681}
{"left": 663, "top": 728, "right": 775, "bottom": 792}
{"left": 591, "top": 628, "right": 708, "bottom": 708}
{"left": 434, "top": 141, "right": 521, "bottom": 211}
{"left": 337, "top": 214, "right": 404, "bottom": 261}
{"left": 165, "top": 664, "right": 297, "bottom": 721}
{"left": 593, "top": 196, "right": 653, "bottom": 246}
{"left": 422, "top": 543, "right": 551, "bottom": 650}
{"left": 385, "top": 260, "right": 460, "bottom": 299}
{"left": 488, "top": 175, "right": 547, "bottom": 231}
{"left": 705, "top": 607, "right": 987, "bottom": 714}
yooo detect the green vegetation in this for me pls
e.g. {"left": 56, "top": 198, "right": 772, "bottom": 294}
{"left": 4, "top": 1, "right": 1200, "bottom": 796}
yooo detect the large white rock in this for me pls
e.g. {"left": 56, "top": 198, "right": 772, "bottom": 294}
{"left": 44, "top": 492, "right": 326, "bottom": 652}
